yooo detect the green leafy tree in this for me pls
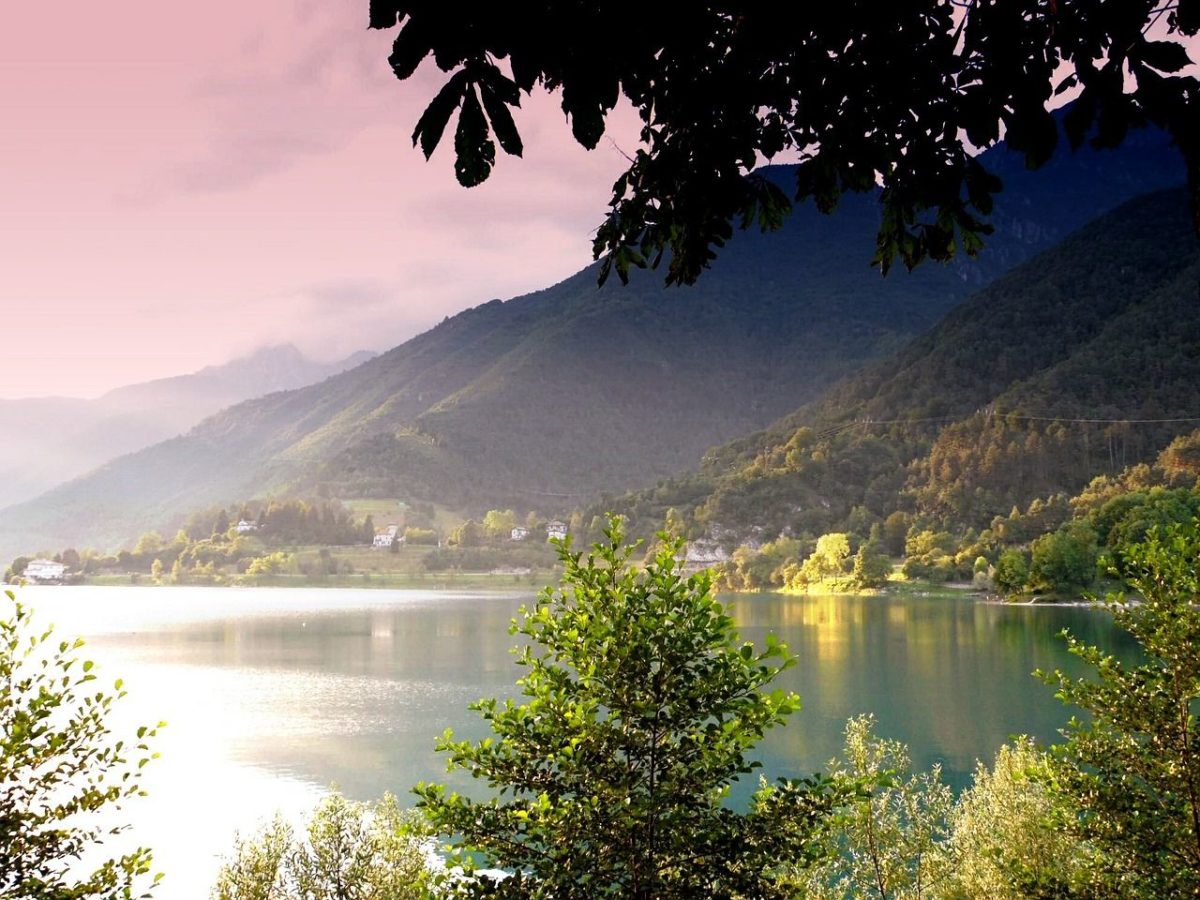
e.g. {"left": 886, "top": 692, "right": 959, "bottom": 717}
{"left": 415, "top": 517, "right": 841, "bottom": 898}
{"left": 403, "top": 527, "right": 439, "bottom": 546}
{"left": 369, "top": 4, "right": 1198, "bottom": 285}
{"left": 801, "top": 533, "right": 851, "bottom": 587}
{"left": 1041, "top": 518, "right": 1200, "bottom": 896}
{"left": 212, "top": 792, "right": 428, "bottom": 900}
{"left": 5, "top": 556, "right": 30, "bottom": 583}
{"left": 133, "top": 531, "right": 163, "bottom": 558}
{"left": 803, "top": 715, "right": 953, "bottom": 900}
{"left": 0, "top": 591, "right": 161, "bottom": 898}
{"left": 992, "top": 549, "right": 1030, "bottom": 596}
{"left": 850, "top": 537, "right": 891, "bottom": 590}
{"left": 448, "top": 519, "right": 485, "bottom": 548}
{"left": 246, "top": 552, "right": 291, "bottom": 577}
{"left": 1029, "top": 520, "right": 1099, "bottom": 594}
{"left": 945, "top": 739, "right": 1094, "bottom": 899}
{"left": 482, "top": 509, "right": 518, "bottom": 540}
{"left": 881, "top": 513, "right": 909, "bottom": 558}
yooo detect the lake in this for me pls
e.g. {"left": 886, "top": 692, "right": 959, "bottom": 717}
{"left": 11, "top": 585, "right": 1133, "bottom": 898}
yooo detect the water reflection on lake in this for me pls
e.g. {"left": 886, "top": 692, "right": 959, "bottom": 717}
{"left": 15, "top": 585, "right": 1133, "bottom": 898}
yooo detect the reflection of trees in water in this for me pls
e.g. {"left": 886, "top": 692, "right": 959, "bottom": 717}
{"left": 726, "top": 593, "right": 1134, "bottom": 792}
{"left": 94, "top": 592, "right": 1134, "bottom": 801}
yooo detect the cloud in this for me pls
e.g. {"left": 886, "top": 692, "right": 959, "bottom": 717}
{"left": 303, "top": 278, "right": 397, "bottom": 310}
{"left": 160, "top": 2, "right": 418, "bottom": 194}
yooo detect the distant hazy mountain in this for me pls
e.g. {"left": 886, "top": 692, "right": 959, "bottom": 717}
{"left": 0, "top": 125, "right": 1184, "bottom": 560}
{"left": 0, "top": 345, "right": 375, "bottom": 509}
{"left": 607, "top": 187, "right": 1200, "bottom": 543}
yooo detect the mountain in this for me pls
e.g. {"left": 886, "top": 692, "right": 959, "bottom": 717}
{"left": 0, "top": 345, "right": 375, "bottom": 509}
{"left": 609, "top": 187, "right": 1200, "bottom": 544}
{"left": 0, "top": 127, "right": 1185, "bottom": 560}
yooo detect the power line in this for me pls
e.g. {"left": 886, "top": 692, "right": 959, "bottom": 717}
{"left": 811, "top": 411, "right": 1200, "bottom": 439}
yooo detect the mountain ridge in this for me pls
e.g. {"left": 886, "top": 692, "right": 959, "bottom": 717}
{"left": 610, "top": 187, "right": 1200, "bottom": 545}
{"left": 0, "top": 345, "right": 375, "bottom": 511}
{"left": 0, "top": 126, "right": 1186, "bottom": 559}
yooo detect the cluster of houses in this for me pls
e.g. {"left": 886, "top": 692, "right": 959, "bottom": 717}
{"left": 513, "top": 520, "right": 568, "bottom": 541}
{"left": 370, "top": 520, "right": 570, "bottom": 548}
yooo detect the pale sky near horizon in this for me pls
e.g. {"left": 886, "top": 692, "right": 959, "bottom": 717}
{"left": 0, "top": 1, "right": 641, "bottom": 398}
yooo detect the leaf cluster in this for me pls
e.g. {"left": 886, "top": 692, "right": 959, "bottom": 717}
{"left": 1041, "top": 518, "right": 1200, "bottom": 895}
{"left": 370, "top": 2, "right": 1199, "bottom": 284}
{"left": 0, "top": 591, "right": 161, "bottom": 899}
{"left": 212, "top": 792, "right": 429, "bottom": 900}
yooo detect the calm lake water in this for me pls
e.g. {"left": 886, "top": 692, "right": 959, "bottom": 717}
{"left": 13, "top": 585, "right": 1134, "bottom": 899}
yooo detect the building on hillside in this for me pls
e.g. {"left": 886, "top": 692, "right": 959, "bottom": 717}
{"left": 510, "top": 526, "right": 530, "bottom": 542}
{"left": 24, "top": 559, "right": 67, "bottom": 583}
{"left": 373, "top": 524, "right": 401, "bottom": 549}
{"left": 235, "top": 520, "right": 259, "bottom": 534}
{"left": 681, "top": 539, "right": 730, "bottom": 575}
{"left": 546, "top": 520, "right": 568, "bottom": 541}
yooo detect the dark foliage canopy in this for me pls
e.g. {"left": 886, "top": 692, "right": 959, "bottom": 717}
{"left": 368, "top": 2, "right": 1199, "bottom": 284}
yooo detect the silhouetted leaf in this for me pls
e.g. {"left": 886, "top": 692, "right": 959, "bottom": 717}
{"left": 367, "top": 1, "right": 400, "bottom": 29}
{"left": 1179, "top": 0, "right": 1200, "bottom": 33}
{"left": 454, "top": 88, "right": 496, "bottom": 186}
{"left": 481, "top": 86, "right": 523, "bottom": 157}
{"left": 413, "top": 71, "right": 468, "bottom": 160}
{"left": 1136, "top": 39, "right": 1193, "bottom": 74}
{"left": 388, "top": 19, "right": 430, "bottom": 80}
{"left": 371, "top": 4, "right": 1198, "bottom": 283}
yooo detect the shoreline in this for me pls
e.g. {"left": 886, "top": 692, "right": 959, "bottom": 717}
{"left": 16, "top": 574, "right": 1110, "bottom": 607}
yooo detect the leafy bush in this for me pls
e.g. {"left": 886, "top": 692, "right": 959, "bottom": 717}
{"left": 1029, "top": 521, "right": 1099, "bottom": 594}
{"left": 211, "top": 792, "right": 428, "bottom": 900}
{"left": 0, "top": 591, "right": 161, "bottom": 898}
{"left": 992, "top": 549, "right": 1030, "bottom": 596}
{"left": 946, "top": 739, "right": 1093, "bottom": 898}
{"left": 803, "top": 715, "right": 953, "bottom": 899}
{"left": 1041, "top": 518, "right": 1200, "bottom": 896}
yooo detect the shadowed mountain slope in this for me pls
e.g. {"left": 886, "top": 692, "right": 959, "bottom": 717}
{"left": 608, "top": 187, "right": 1200, "bottom": 543}
{"left": 0, "top": 127, "right": 1185, "bottom": 558}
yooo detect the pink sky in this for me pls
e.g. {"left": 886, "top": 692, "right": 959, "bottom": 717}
{"left": 0, "top": 1, "right": 641, "bottom": 398}
{"left": 2, "top": 7, "right": 1193, "bottom": 399}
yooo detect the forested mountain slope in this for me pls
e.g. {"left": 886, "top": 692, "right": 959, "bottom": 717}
{"left": 0, "top": 127, "right": 1183, "bottom": 558}
{"left": 609, "top": 188, "right": 1200, "bottom": 544}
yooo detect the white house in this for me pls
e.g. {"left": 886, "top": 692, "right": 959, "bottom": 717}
{"left": 546, "top": 520, "right": 568, "bottom": 541}
{"left": 235, "top": 520, "right": 259, "bottom": 534}
{"left": 510, "top": 526, "right": 530, "bottom": 542}
{"left": 373, "top": 524, "right": 401, "bottom": 549}
{"left": 24, "top": 559, "right": 66, "bottom": 583}
{"left": 684, "top": 539, "right": 729, "bottom": 566}
{"left": 681, "top": 539, "right": 730, "bottom": 574}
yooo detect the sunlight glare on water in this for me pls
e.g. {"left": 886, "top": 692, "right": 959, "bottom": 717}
{"left": 11, "top": 584, "right": 1131, "bottom": 898}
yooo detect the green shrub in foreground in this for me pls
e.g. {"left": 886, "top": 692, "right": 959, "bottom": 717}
{"left": 211, "top": 791, "right": 428, "bottom": 900}
{"left": 0, "top": 590, "right": 161, "bottom": 899}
